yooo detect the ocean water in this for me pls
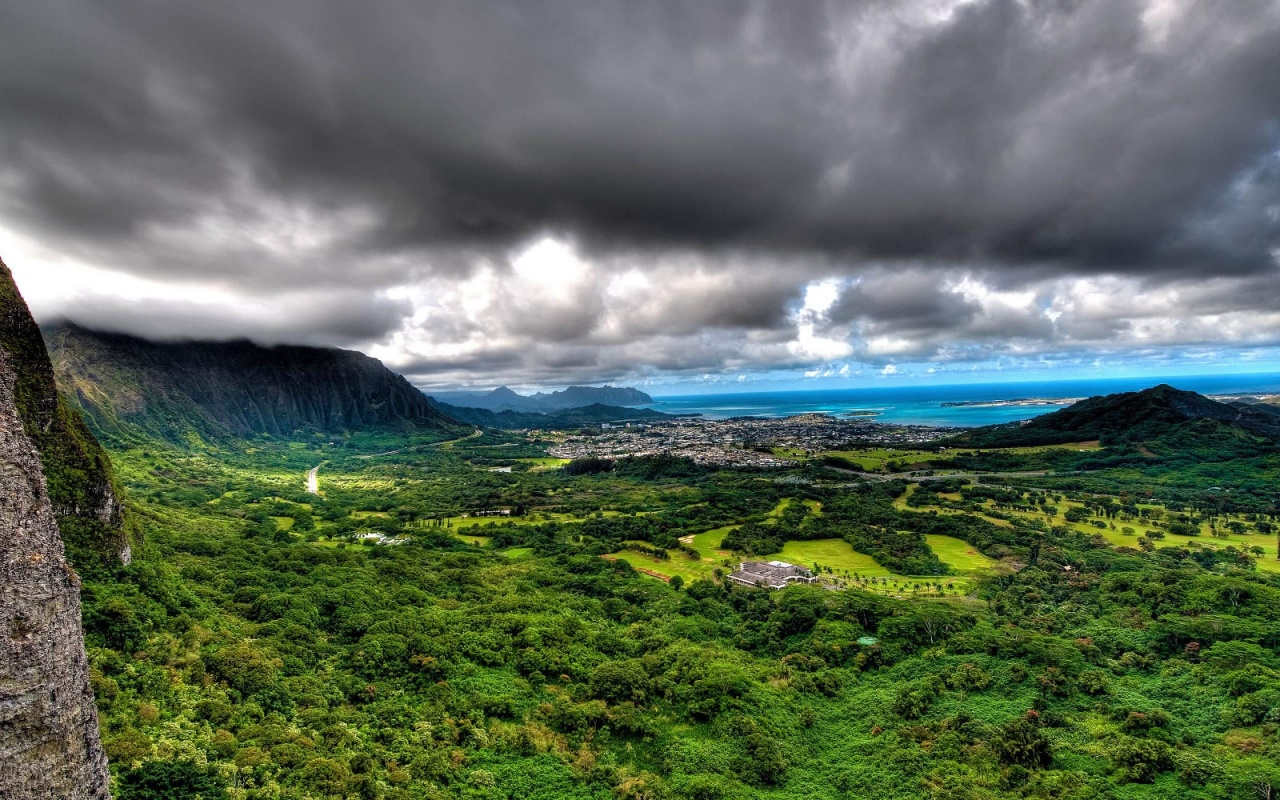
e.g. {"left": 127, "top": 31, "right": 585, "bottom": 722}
{"left": 643, "top": 373, "right": 1280, "bottom": 428}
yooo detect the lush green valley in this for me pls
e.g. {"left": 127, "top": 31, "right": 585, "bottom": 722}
{"left": 76, "top": 402, "right": 1280, "bottom": 799}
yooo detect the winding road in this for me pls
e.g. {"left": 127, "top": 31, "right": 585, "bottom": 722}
{"left": 353, "top": 428, "right": 483, "bottom": 459}
{"left": 306, "top": 465, "right": 320, "bottom": 495}
{"left": 824, "top": 464, "right": 1054, "bottom": 483}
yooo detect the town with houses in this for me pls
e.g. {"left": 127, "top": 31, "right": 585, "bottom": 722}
{"left": 547, "top": 413, "right": 960, "bottom": 467}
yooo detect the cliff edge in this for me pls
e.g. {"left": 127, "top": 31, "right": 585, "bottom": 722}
{"left": 0, "top": 294, "right": 111, "bottom": 796}
{"left": 1, "top": 261, "right": 130, "bottom": 572}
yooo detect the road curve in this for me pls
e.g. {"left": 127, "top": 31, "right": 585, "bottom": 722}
{"left": 306, "top": 465, "right": 320, "bottom": 495}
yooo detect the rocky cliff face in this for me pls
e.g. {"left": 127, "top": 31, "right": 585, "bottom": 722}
{"left": 0, "top": 262, "right": 129, "bottom": 573}
{"left": 45, "top": 323, "right": 461, "bottom": 443}
{"left": 0, "top": 326, "right": 111, "bottom": 798}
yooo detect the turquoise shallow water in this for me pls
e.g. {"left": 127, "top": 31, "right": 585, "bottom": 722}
{"left": 643, "top": 374, "right": 1280, "bottom": 427}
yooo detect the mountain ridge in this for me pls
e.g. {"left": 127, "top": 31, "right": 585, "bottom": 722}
{"left": 429, "top": 398, "right": 671, "bottom": 429}
{"left": 432, "top": 384, "right": 654, "bottom": 413}
{"left": 46, "top": 323, "right": 464, "bottom": 444}
{"left": 947, "top": 383, "right": 1280, "bottom": 448}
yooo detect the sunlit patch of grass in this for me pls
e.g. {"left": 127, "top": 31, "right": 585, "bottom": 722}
{"left": 924, "top": 534, "right": 994, "bottom": 571}
{"left": 610, "top": 536, "right": 975, "bottom": 597}
{"left": 516, "top": 457, "right": 572, "bottom": 471}
{"left": 689, "top": 525, "right": 736, "bottom": 553}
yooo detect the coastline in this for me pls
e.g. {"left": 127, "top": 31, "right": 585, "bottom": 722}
{"left": 643, "top": 373, "right": 1280, "bottom": 427}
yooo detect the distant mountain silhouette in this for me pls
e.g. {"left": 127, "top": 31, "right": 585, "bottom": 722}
{"left": 45, "top": 323, "right": 462, "bottom": 444}
{"left": 431, "top": 384, "right": 653, "bottom": 413}
{"left": 948, "top": 384, "right": 1280, "bottom": 447}
{"left": 429, "top": 399, "right": 670, "bottom": 429}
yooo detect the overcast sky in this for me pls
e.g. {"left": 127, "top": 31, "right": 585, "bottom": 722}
{"left": 3, "top": 0, "right": 1279, "bottom": 392}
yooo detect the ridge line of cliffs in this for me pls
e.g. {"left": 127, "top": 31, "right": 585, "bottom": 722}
{"left": 1, "top": 259, "right": 112, "bottom": 799}
{"left": 44, "top": 322, "right": 462, "bottom": 443}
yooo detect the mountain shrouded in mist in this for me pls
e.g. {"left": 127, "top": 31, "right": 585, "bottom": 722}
{"left": 46, "top": 323, "right": 464, "bottom": 444}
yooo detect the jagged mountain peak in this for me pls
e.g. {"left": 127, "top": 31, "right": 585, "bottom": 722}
{"left": 433, "top": 384, "right": 654, "bottom": 413}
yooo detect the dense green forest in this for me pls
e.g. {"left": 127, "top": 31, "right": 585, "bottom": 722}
{"left": 73, "top": 411, "right": 1280, "bottom": 800}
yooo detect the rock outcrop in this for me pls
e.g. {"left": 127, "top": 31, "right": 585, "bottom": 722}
{"left": 1, "top": 262, "right": 129, "bottom": 572}
{"left": 0, "top": 295, "right": 111, "bottom": 797}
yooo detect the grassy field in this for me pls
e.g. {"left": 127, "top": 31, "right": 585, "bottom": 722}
{"left": 687, "top": 525, "right": 736, "bottom": 554}
{"left": 905, "top": 488, "right": 1280, "bottom": 574}
{"left": 763, "top": 497, "right": 823, "bottom": 519}
{"left": 769, "top": 539, "right": 975, "bottom": 596}
{"left": 986, "top": 499, "right": 1280, "bottom": 571}
{"left": 515, "top": 457, "right": 572, "bottom": 471}
{"left": 768, "top": 538, "right": 889, "bottom": 574}
{"left": 609, "top": 550, "right": 725, "bottom": 584}
{"left": 765, "top": 498, "right": 791, "bottom": 518}
{"left": 780, "top": 441, "right": 1101, "bottom": 472}
{"left": 924, "top": 534, "right": 996, "bottom": 571}
{"left": 270, "top": 515, "right": 295, "bottom": 530}
{"left": 441, "top": 509, "right": 626, "bottom": 530}
{"left": 452, "top": 532, "right": 492, "bottom": 546}
{"left": 612, "top": 534, "right": 978, "bottom": 597}
{"left": 893, "top": 485, "right": 1013, "bottom": 527}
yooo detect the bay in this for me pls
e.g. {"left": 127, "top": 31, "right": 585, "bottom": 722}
{"left": 642, "top": 373, "right": 1280, "bottom": 427}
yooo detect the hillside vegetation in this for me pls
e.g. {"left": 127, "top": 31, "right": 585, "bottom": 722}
{"left": 947, "top": 384, "right": 1280, "bottom": 448}
{"left": 34, "top": 339, "right": 1280, "bottom": 799}
{"left": 1, "top": 261, "right": 130, "bottom": 570}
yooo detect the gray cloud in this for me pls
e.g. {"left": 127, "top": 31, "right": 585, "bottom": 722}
{"left": 2, "top": 0, "right": 1279, "bottom": 386}
{"left": 48, "top": 289, "right": 412, "bottom": 348}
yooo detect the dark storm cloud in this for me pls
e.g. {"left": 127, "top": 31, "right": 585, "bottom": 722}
{"left": 2, "top": 0, "right": 1279, "bottom": 383}
{"left": 828, "top": 272, "right": 979, "bottom": 333}
{"left": 5, "top": 0, "right": 1278, "bottom": 273}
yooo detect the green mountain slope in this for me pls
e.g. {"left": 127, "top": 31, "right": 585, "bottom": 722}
{"left": 948, "top": 384, "right": 1280, "bottom": 449}
{"left": 45, "top": 323, "right": 465, "bottom": 445}
{"left": 0, "top": 260, "right": 131, "bottom": 571}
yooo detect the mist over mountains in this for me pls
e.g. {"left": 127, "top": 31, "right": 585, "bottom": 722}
{"left": 45, "top": 323, "right": 461, "bottom": 444}
{"left": 40, "top": 322, "right": 666, "bottom": 442}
